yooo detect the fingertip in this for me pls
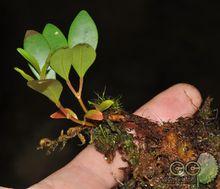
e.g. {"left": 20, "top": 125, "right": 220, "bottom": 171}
{"left": 134, "top": 83, "right": 202, "bottom": 122}
{"left": 179, "top": 83, "right": 202, "bottom": 109}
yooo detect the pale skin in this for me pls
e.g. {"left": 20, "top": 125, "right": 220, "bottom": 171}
{"left": 0, "top": 83, "right": 202, "bottom": 189}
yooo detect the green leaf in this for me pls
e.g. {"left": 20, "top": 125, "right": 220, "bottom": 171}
{"left": 84, "top": 109, "right": 103, "bottom": 121}
{"left": 27, "top": 79, "right": 63, "bottom": 105}
{"left": 17, "top": 48, "right": 41, "bottom": 73}
{"left": 50, "top": 48, "right": 72, "bottom": 80}
{"left": 41, "top": 56, "right": 51, "bottom": 78}
{"left": 24, "top": 30, "right": 50, "bottom": 70}
{"left": 97, "top": 100, "right": 114, "bottom": 112}
{"left": 68, "top": 10, "right": 98, "bottom": 49}
{"left": 29, "top": 65, "right": 40, "bottom": 79}
{"left": 197, "top": 153, "right": 218, "bottom": 184}
{"left": 46, "top": 68, "right": 56, "bottom": 79}
{"left": 14, "top": 67, "right": 34, "bottom": 81}
{"left": 71, "top": 44, "right": 96, "bottom": 78}
{"left": 43, "top": 23, "right": 68, "bottom": 53}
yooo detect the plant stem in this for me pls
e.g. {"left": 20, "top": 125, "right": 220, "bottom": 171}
{"left": 66, "top": 80, "right": 78, "bottom": 97}
{"left": 78, "top": 98, "right": 88, "bottom": 113}
{"left": 57, "top": 104, "right": 94, "bottom": 127}
{"left": 78, "top": 77, "right": 83, "bottom": 96}
{"left": 66, "top": 80, "right": 88, "bottom": 113}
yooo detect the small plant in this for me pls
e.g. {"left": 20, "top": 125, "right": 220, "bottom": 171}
{"left": 15, "top": 10, "right": 220, "bottom": 189}
{"left": 15, "top": 10, "right": 107, "bottom": 147}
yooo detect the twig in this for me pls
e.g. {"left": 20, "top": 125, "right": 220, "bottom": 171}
{"left": 66, "top": 80, "right": 88, "bottom": 113}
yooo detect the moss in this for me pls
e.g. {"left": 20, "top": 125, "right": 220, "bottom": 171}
{"left": 89, "top": 92, "right": 123, "bottom": 113}
{"left": 93, "top": 120, "right": 139, "bottom": 165}
{"left": 93, "top": 123, "right": 121, "bottom": 161}
{"left": 38, "top": 96, "right": 220, "bottom": 189}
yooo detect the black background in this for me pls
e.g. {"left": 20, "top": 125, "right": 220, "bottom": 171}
{"left": 2, "top": 0, "right": 220, "bottom": 188}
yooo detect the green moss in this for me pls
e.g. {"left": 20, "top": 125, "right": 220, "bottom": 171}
{"left": 89, "top": 91, "right": 123, "bottom": 112}
{"left": 120, "top": 133, "right": 139, "bottom": 166}
{"left": 93, "top": 123, "right": 120, "bottom": 159}
{"left": 93, "top": 120, "right": 139, "bottom": 165}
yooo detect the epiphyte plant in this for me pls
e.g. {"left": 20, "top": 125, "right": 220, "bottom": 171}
{"left": 15, "top": 10, "right": 220, "bottom": 189}
{"left": 15, "top": 10, "right": 107, "bottom": 139}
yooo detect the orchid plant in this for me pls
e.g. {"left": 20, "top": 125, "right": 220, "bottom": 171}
{"left": 14, "top": 10, "right": 219, "bottom": 188}
{"left": 15, "top": 10, "right": 114, "bottom": 151}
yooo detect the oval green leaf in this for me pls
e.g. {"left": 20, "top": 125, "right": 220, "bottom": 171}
{"left": 14, "top": 67, "right": 34, "bottom": 81}
{"left": 17, "top": 48, "right": 41, "bottom": 73}
{"left": 97, "top": 100, "right": 114, "bottom": 112}
{"left": 24, "top": 30, "right": 50, "bottom": 70}
{"left": 68, "top": 10, "right": 98, "bottom": 49}
{"left": 84, "top": 109, "right": 103, "bottom": 121}
{"left": 27, "top": 79, "right": 63, "bottom": 105}
{"left": 50, "top": 48, "right": 72, "bottom": 80}
{"left": 71, "top": 44, "right": 96, "bottom": 78}
{"left": 43, "top": 23, "right": 68, "bottom": 53}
